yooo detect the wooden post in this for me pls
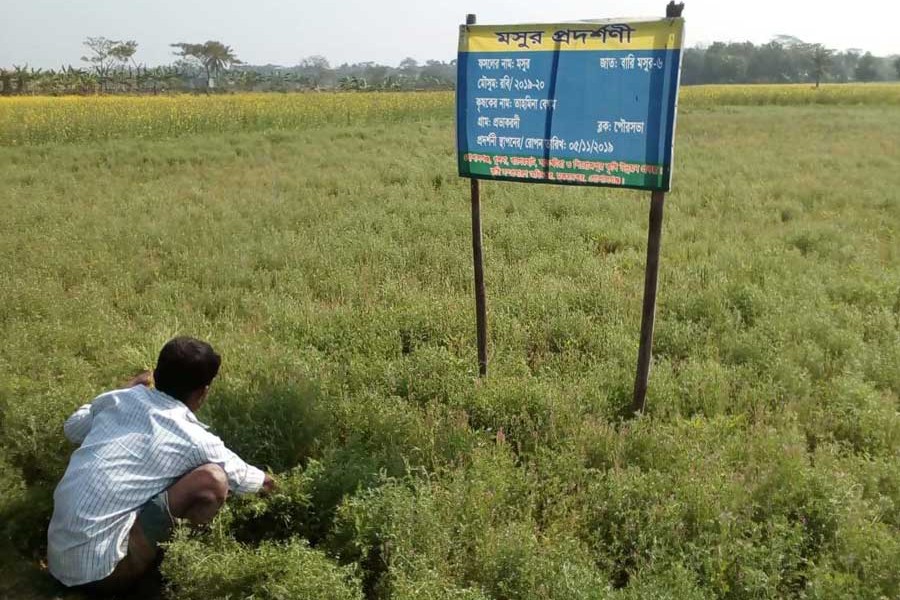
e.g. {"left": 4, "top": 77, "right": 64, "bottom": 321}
{"left": 467, "top": 13, "right": 488, "bottom": 377}
{"left": 631, "top": 190, "right": 665, "bottom": 413}
{"left": 631, "top": 1, "right": 684, "bottom": 414}
{"left": 471, "top": 177, "right": 488, "bottom": 377}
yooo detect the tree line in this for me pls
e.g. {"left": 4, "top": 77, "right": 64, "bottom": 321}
{"left": 0, "top": 37, "right": 456, "bottom": 95}
{"left": 1, "top": 35, "right": 898, "bottom": 95}
{"left": 682, "top": 36, "right": 898, "bottom": 86}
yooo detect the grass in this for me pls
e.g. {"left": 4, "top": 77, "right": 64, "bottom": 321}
{"left": 0, "top": 92, "right": 898, "bottom": 599}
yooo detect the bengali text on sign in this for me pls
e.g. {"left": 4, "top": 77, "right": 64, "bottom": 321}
{"left": 456, "top": 17, "right": 685, "bottom": 191}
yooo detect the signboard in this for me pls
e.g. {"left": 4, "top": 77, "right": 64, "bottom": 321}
{"left": 456, "top": 18, "right": 684, "bottom": 191}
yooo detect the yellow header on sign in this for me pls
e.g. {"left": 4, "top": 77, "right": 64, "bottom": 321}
{"left": 459, "top": 18, "right": 683, "bottom": 53}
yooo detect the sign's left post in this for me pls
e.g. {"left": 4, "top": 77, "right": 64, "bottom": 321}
{"left": 466, "top": 13, "right": 489, "bottom": 378}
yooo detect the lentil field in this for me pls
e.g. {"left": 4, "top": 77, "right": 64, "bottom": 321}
{"left": 1, "top": 86, "right": 899, "bottom": 599}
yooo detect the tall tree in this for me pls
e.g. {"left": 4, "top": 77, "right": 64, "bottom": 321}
{"left": 806, "top": 43, "right": 834, "bottom": 88}
{"left": 854, "top": 52, "right": 879, "bottom": 81}
{"left": 109, "top": 40, "right": 139, "bottom": 70}
{"left": 893, "top": 56, "right": 900, "bottom": 80}
{"left": 204, "top": 41, "right": 241, "bottom": 86}
{"left": 297, "top": 55, "right": 331, "bottom": 89}
{"left": 360, "top": 62, "right": 389, "bottom": 88}
{"left": 420, "top": 60, "right": 454, "bottom": 88}
{"left": 704, "top": 42, "right": 748, "bottom": 83}
{"left": 747, "top": 41, "right": 791, "bottom": 82}
{"left": 771, "top": 34, "right": 804, "bottom": 48}
{"left": 171, "top": 41, "right": 241, "bottom": 89}
{"left": 399, "top": 57, "right": 419, "bottom": 73}
{"left": 81, "top": 37, "right": 119, "bottom": 79}
{"left": 0, "top": 69, "right": 11, "bottom": 96}
{"left": 832, "top": 50, "right": 861, "bottom": 82}
{"left": 680, "top": 47, "right": 705, "bottom": 85}
{"left": 397, "top": 57, "right": 420, "bottom": 88}
{"left": 12, "top": 65, "right": 34, "bottom": 94}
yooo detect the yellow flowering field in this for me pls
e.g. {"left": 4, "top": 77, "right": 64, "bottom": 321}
{"left": 682, "top": 82, "right": 900, "bottom": 107}
{"left": 0, "top": 92, "right": 453, "bottom": 145}
{"left": 1, "top": 84, "right": 898, "bottom": 145}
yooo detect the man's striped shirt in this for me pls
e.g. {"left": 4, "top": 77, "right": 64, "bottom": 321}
{"left": 47, "top": 385, "right": 265, "bottom": 587}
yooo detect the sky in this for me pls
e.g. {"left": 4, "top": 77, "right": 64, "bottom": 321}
{"left": 2, "top": 0, "right": 898, "bottom": 69}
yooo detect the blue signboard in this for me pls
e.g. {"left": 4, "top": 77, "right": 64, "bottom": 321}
{"left": 457, "top": 18, "right": 685, "bottom": 191}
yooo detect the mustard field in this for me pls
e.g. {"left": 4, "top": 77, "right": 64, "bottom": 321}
{"left": 2, "top": 84, "right": 899, "bottom": 145}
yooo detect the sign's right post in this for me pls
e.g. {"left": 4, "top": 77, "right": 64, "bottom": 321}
{"left": 630, "top": 1, "right": 685, "bottom": 415}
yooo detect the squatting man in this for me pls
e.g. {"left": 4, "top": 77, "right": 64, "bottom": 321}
{"left": 47, "top": 336, "right": 276, "bottom": 593}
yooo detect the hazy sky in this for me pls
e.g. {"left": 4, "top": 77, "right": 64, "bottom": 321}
{"left": 2, "top": 0, "right": 898, "bottom": 69}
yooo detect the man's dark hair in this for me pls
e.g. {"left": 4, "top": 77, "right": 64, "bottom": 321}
{"left": 153, "top": 337, "right": 221, "bottom": 401}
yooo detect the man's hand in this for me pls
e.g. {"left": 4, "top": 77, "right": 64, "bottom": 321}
{"left": 260, "top": 474, "right": 277, "bottom": 496}
{"left": 125, "top": 370, "right": 153, "bottom": 388}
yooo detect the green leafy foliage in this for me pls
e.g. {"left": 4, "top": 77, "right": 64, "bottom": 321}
{"left": 0, "top": 101, "right": 898, "bottom": 598}
{"left": 162, "top": 531, "right": 363, "bottom": 600}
